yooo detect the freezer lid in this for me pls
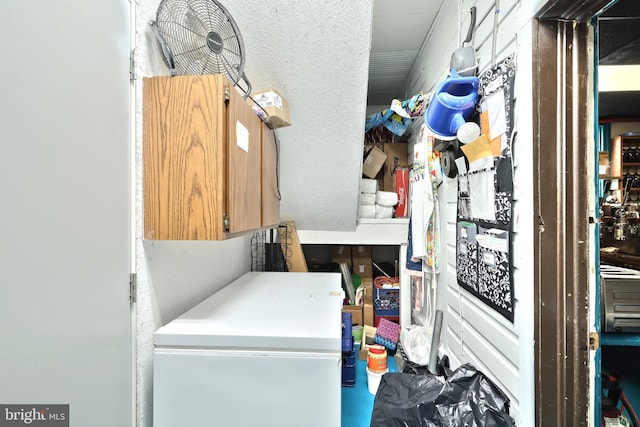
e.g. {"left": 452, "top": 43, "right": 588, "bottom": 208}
{"left": 154, "top": 271, "right": 344, "bottom": 352}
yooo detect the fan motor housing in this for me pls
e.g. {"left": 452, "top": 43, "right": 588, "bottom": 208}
{"left": 206, "top": 31, "right": 223, "bottom": 54}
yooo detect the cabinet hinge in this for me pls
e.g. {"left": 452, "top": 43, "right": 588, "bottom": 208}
{"left": 129, "top": 49, "right": 137, "bottom": 81}
{"left": 130, "top": 273, "right": 137, "bottom": 304}
{"left": 589, "top": 331, "right": 599, "bottom": 350}
{"left": 223, "top": 214, "right": 230, "bottom": 232}
{"left": 224, "top": 85, "right": 230, "bottom": 103}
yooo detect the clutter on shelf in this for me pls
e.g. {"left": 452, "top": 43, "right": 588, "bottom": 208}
{"left": 364, "top": 92, "right": 430, "bottom": 144}
{"left": 360, "top": 144, "right": 410, "bottom": 220}
{"left": 361, "top": 92, "right": 425, "bottom": 221}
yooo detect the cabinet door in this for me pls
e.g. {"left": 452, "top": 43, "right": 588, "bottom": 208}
{"left": 262, "top": 123, "right": 281, "bottom": 228}
{"left": 226, "top": 87, "right": 262, "bottom": 234}
{"left": 143, "top": 75, "right": 227, "bottom": 240}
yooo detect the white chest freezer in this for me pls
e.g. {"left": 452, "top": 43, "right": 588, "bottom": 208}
{"left": 153, "top": 271, "right": 343, "bottom": 427}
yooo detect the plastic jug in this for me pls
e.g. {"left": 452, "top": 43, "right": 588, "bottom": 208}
{"left": 425, "top": 70, "right": 479, "bottom": 139}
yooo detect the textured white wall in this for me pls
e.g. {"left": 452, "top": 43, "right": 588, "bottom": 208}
{"left": 134, "top": 2, "right": 250, "bottom": 427}
{"left": 404, "top": 1, "right": 536, "bottom": 425}
{"left": 134, "top": 1, "right": 373, "bottom": 426}
{"left": 219, "top": 0, "right": 374, "bottom": 232}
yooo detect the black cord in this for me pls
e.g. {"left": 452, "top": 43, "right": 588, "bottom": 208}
{"left": 272, "top": 126, "right": 282, "bottom": 201}
{"left": 247, "top": 94, "right": 282, "bottom": 201}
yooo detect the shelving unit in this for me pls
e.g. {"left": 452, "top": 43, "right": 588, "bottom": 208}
{"left": 298, "top": 219, "right": 411, "bottom": 327}
{"left": 618, "top": 134, "right": 640, "bottom": 203}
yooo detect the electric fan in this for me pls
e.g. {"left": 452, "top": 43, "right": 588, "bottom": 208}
{"left": 149, "top": 0, "right": 252, "bottom": 96}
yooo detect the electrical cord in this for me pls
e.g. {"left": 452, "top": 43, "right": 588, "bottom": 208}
{"left": 621, "top": 391, "right": 640, "bottom": 427}
{"left": 247, "top": 94, "right": 282, "bottom": 201}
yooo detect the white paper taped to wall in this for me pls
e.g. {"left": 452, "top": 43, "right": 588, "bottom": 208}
{"left": 482, "top": 89, "right": 507, "bottom": 141}
{"left": 476, "top": 231, "right": 508, "bottom": 253}
{"left": 468, "top": 167, "right": 496, "bottom": 221}
{"left": 236, "top": 121, "right": 249, "bottom": 152}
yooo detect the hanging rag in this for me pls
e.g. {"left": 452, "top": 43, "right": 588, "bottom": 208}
{"left": 365, "top": 92, "right": 430, "bottom": 137}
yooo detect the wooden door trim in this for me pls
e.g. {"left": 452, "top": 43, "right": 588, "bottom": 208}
{"left": 532, "top": 18, "right": 592, "bottom": 426}
{"left": 536, "top": 0, "right": 614, "bottom": 21}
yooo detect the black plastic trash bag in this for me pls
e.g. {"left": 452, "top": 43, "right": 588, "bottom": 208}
{"left": 370, "top": 363, "right": 515, "bottom": 427}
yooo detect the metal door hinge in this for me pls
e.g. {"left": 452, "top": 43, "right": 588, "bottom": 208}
{"left": 589, "top": 331, "right": 599, "bottom": 350}
{"left": 130, "top": 273, "right": 137, "bottom": 304}
{"left": 224, "top": 85, "right": 230, "bottom": 103}
{"left": 129, "top": 49, "right": 137, "bottom": 81}
{"left": 223, "top": 214, "right": 230, "bottom": 232}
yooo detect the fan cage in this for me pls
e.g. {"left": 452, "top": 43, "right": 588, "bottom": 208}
{"left": 154, "top": 0, "right": 246, "bottom": 85}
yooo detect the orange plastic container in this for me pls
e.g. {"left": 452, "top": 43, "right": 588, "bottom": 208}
{"left": 367, "top": 345, "right": 388, "bottom": 373}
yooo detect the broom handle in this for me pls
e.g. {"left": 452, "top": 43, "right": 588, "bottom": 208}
{"left": 428, "top": 310, "right": 444, "bottom": 374}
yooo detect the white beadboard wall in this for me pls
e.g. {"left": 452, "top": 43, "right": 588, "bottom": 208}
{"left": 403, "top": 1, "right": 535, "bottom": 425}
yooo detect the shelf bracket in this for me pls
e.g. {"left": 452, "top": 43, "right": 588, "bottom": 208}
{"left": 224, "top": 85, "right": 230, "bottom": 103}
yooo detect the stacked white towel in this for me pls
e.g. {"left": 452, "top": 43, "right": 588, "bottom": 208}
{"left": 375, "top": 205, "right": 394, "bottom": 219}
{"left": 375, "top": 191, "right": 398, "bottom": 207}
{"left": 374, "top": 190, "right": 398, "bottom": 219}
{"left": 360, "top": 178, "right": 377, "bottom": 194}
{"left": 359, "top": 192, "right": 376, "bottom": 206}
{"left": 359, "top": 178, "right": 378, "bottom": 219}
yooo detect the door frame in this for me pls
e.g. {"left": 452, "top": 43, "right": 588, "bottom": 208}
{"left": 532, "top": 1, "right": 614, "bottom": 425}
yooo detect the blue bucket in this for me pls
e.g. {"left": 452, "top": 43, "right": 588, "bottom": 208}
{"left": 425, "top": 70, "right": 479, "bottom": 139}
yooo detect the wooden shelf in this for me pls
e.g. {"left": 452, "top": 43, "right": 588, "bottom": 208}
{"left": 599, "top": 175, "right": 622, "bottom": 180}
{"left": 297, "top": 218, "right": 409, "bottom": 245}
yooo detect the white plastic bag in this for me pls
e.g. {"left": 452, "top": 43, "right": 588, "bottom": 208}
{"left": 400, "top": 325, "right": 433, "bottom": 366}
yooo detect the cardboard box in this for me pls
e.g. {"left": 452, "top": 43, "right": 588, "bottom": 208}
{"left": 599, "top": 151, "right": 610, "bottom": 176}
{"left": 343, "top": 304, "right": 363, "bottom": 326}
{"left": 332, "top": 245, "right": 352, "bottom": 269}
{"left": 363, "top": 302, "right": 374, "bottom": 327}
{"left": 362, "top": 278, "right": 374, "bottom": 304}
{"left": 381, "top": 143, "right": 410, "bottom": 192}
{"left": 252, "top": 89, "right": 291, "bottom": 129}
{"left": 352, "top": 245, "right": 371, "bottom": 256}
{"left": 352, "top": 245, "right": 373, "bottom": 279}
{"left": 363, "top": 146, "right": 386, "bottom": 178}
{"left": 358, "top": 325, "right": 377, "bottom": 360}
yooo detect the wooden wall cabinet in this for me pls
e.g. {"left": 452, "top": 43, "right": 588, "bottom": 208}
{"left": 143, "top": 74, "right": 279, "bottom": 240}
